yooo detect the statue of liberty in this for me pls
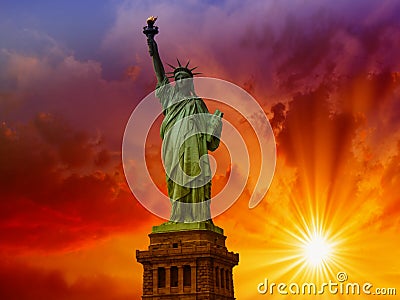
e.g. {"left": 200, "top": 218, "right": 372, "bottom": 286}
{"left": 143, "top": 17, "right": 223, "bottom": 224}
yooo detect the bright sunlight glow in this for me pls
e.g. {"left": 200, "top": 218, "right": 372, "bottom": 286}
{"left": 303, "top": 234, "right": 332, "bottom": 267}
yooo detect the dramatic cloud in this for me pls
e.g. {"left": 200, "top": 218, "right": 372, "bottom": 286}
{"left": 1, "top": 0, "right": 400, "bottom": 299}
{"left": 0, "top": 44, "right": 148, "bottom": 151}
{"left": 0, "top": 260, "right": 138, "bottom": 300}
{"left": 0, "top": 115, "right": 154, "bottom": 252}
{"left": 102, "top": 0, "right": 400, "bottom": 100}
{"left": 267, "top": 69, "right": 400, "bottom": 228}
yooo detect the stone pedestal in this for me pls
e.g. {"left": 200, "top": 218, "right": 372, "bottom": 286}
{"left": 136, "top": 226, "right": 239, "bottom": 299}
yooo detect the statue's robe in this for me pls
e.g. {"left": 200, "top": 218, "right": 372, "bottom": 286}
{"left": 156, "top": 77, "right": 221, "bottom": 222}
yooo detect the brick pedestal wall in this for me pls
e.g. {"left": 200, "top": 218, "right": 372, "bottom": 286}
{"left": 136, "top": 229, "right": 239, "bottom": 300}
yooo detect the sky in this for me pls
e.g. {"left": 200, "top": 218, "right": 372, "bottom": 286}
{"left": 1, "top": 0, "right": 400, "bottom": 299}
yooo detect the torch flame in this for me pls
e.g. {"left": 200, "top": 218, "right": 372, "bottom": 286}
{"left": 146, "top": 16, "right": 157, "bottom": 26}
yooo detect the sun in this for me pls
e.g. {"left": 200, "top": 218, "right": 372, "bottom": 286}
{"left": 302, "top": 233, "right": 332, "bottom": 267}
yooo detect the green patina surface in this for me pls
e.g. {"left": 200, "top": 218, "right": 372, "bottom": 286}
{"left": 152, "top": 221, "right": 224, "bottom": 234}
{"left": 145, "top": 18, "right": 224, "bottom": 231}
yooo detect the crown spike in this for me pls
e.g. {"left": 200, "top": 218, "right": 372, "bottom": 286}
{"left": 167, "top": 63, "right": 176, "bottom": 69}
{"left": 192, "top": 72, "right": 202, "bottom": 75}
{"left": 190, "top": 66, "right": 198, "bottom": 71}
{"left": 176, "top": 58, "right": 182, "bottom": 67}
{"left": 185, "top": 60, "right": 190, "bottom": 68}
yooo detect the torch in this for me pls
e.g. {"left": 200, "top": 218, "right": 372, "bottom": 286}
{"left": 143, "top": 16, "right": 159, "bottom": 56}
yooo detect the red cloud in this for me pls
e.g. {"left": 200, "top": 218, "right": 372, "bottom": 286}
{"left": 0, "top": 115, "right": 155, "bottom": 253}
{"left": 0, "top": 260, "right": 138, "bottom": 300}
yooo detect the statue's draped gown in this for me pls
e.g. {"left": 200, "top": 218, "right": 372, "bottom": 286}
{"left": 156, "top": 77, "right": 221, "bottom": 222}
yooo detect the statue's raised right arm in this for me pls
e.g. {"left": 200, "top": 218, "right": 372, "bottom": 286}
{"left": 143, "top": 16, "right": 166, "bottom": 84}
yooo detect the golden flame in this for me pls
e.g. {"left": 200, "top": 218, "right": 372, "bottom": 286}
{"left": 146, "top": 16, "right": 157, "bottom": 26}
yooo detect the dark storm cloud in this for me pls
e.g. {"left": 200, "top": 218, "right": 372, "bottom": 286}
{"left": 0, "top": 115, "right": 153, "bottom": 252}
{"left": 0, "top": 260, "right": 138, "bottom": 300}
{"left": 276, "top": 85, "right": 358, "bottom": 172}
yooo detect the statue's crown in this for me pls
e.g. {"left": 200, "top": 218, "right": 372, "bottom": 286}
{"left": 167, "top": 59, "right": 201, "bottom": 79}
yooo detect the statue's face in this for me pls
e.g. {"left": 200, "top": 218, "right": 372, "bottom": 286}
{"left": 175, "top": 72, "right": 192, "bottom": 91}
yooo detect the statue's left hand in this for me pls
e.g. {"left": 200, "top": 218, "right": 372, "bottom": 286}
{"left": 207, "top": 115, "right": 223, "bottom": 146}
{"left": 209, "top": 115, "right": 222, "bottom": 133}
